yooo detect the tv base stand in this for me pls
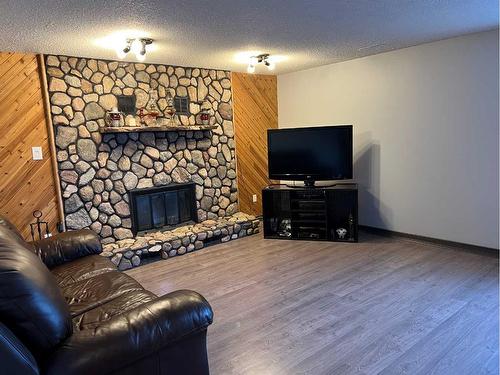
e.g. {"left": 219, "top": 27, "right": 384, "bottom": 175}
{"left": 263, "top": 184, "right": 358, "bottom": 242}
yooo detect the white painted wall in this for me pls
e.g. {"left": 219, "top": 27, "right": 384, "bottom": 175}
{"left": 277, "top": 30, "right": 499, "bottom": 249}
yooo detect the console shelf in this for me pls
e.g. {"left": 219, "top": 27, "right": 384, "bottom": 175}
{"left": 262, "top": 184, "right": 358, "bottom": 242}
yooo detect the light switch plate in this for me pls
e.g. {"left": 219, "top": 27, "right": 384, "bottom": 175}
{"left": 252, "top": 194, "right": 258, "bottom": 203}
{"left": 32, "top": 146, "right": 43, "bottom": 160}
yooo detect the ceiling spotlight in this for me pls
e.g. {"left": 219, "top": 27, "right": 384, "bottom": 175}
{"left": 117, "top": 37, "right": 153, "bottom": 60}
{"left": 131, "top": 39, "right": 142, "bottom": 55}
{"left": 116, "top": 38, "right": 133, "bottom": 59}
{"left": 265, "top": 60, "right": 275, "bottom": 71}
{"left": 123, "top": 38, "right": 133, "bottom": 54}
{"left": 136, "top": 38, "right": 153, "bottom": 60}
{"left": 247, "top": 53, "right": 276, "bottom": 73}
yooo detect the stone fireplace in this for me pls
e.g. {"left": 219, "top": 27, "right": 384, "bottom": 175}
{"left": 45, "top": 55, "right": 239, "bottom": 244}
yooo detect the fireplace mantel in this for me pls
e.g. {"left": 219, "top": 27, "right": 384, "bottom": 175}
{"left": 99, "top": 124, "right": 218, "bottom": 134}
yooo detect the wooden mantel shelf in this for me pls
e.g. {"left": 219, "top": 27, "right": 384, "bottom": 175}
{"left": 99, "top": 124, "right": 217, "bottom": 134}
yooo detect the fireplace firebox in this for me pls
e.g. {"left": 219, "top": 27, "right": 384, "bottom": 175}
{"left": 129, "top": 182, "right": 197, "bottom": 235}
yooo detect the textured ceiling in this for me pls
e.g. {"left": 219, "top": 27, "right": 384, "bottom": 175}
{"left": 0, "top": 0, "right": 498, "bottom": 74}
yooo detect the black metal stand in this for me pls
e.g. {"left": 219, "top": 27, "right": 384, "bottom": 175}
{"left": 30, "top": 210, "right": 50, "bottom": 242}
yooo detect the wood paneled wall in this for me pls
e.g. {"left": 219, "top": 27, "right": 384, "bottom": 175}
{"left": 0, "top": 52, "right": 61, "bottom": 239}
{"left": 232, "top": 72, "right": 278, "bottom": 216}
{"left": 0, "top": 54, "right": 276, "bottom": 237}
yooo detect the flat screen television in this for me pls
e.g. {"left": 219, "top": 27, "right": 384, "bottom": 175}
{"left": 267, "top": 125, "right": 353, "bottom": 186}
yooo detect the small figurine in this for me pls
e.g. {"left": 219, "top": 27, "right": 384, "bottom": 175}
{"left": 164, "top": 90, "right": 176, "bottom": 121}
{"left": 200, "top": 100, "right": 211, "bottom": 125}
{"left": 138, "top": 91, "right": 161, "bottom": 126}
{"left": 336, "top": 227, "right": 347, "bottom": 239}
{"left": 146, "top": 90, "right": 160, "bottom": 118}
{"left": 279, "top": 219, "right": 292, "bottom": 237}
{"left": 105, "top": 107, "right": 124, "bottom": 127}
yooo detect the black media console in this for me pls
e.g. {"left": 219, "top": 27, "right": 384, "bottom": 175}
{"left": 262, "top": 184, "right": 358, "bottom": 242}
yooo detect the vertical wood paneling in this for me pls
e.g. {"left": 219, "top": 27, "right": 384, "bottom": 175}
{"left": 232, "top": 72, "right": 278, "bottom": 216}
{"left": 0, "top": 52, "right": 61, "bottom": 239}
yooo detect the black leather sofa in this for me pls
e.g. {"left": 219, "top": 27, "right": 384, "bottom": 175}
{"left": 0, "top": 215, "right": 213, "bottom": 375}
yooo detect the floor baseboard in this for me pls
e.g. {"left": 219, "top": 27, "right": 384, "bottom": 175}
{"left": 359, "top": 225, "right": 499, "bottom": 257}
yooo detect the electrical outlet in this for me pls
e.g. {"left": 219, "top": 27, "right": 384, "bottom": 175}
{"left": 252, "top": 194, "right": 257, "bottom": 203}
{"left": 32, "top": 146, "right": 43, "bottom": 160}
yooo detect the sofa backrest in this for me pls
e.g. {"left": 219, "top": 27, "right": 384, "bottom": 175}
{"left": 0, "top": 215, "right": 28, "bottom": 245}
{"left": 0, "top": 215, "right": 72, "bottom": 360}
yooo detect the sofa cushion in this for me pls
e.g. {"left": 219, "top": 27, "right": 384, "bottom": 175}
{"left": 51, "top": 254, "right": 116, "bottom": 286}
{"left": 61, "top": 271, "right": 145, "bottom": 317}
{"left": 72, "top": 289, "right": 157, "bottom": 331}
{"left": 0, "top": 217, "right": 72, "bottom": 359}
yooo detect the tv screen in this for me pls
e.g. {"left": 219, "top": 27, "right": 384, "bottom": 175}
{"left": 267, "top": 125, "right": 353, "bottom": 182}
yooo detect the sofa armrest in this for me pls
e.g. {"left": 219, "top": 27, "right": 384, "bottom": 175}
{"left": 32, "top": 229, "right": 102, "bottom": 269}
{"left": 44, "top": 290, "right": 213, "bottom": 375}
{"left": 0, "top": 322, "right": 39, "bottom": 375}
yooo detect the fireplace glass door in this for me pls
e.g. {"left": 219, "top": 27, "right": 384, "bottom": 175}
{"left": 129, "top": 182, "right": 197, "bottom": 234}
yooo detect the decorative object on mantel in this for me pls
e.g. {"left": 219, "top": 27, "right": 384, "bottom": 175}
{"left": 30, "top": 210, "right": 51, "bottom": 241}
{"left": 105, "top": 107, "right": 124, "bottom": 127}
{"left": 164, "top": 90, "right": 177, "bottom": 120}
{"left": 137, "top": 108, "right": 151, "bottom": 125}
{"left": 138, "top": 90, "right": 161, "bottom": 126}
{"left": 200, "top": 100, "right": 211, "bottom": 125}
{"left": 146, "top": 89, "right": 160, "bottom": 117}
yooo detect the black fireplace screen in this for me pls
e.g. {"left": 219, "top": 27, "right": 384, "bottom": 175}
{"left": 129, "top": 182, "right": 197, "bottom": 234}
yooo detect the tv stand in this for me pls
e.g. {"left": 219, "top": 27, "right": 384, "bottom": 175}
{"left": 262, "top": 184, "right": 358, "bottom": 242}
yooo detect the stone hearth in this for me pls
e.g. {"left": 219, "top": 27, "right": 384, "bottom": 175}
{"left": 101, "top": 212, "right": 260, "bottom": 270}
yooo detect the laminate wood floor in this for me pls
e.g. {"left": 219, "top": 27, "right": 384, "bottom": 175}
{"left": 127, "top": 231, "right": 499, "bottom": 375}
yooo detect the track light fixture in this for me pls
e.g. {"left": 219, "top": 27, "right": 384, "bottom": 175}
{"left": 247, "top": 53, "right": 275, "bottom": 73}
{"left": 123, "top": 39, "right": 133, "bottom": 53}
{"left": 117, "top": 38, "right": 153, "bottom": 60}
